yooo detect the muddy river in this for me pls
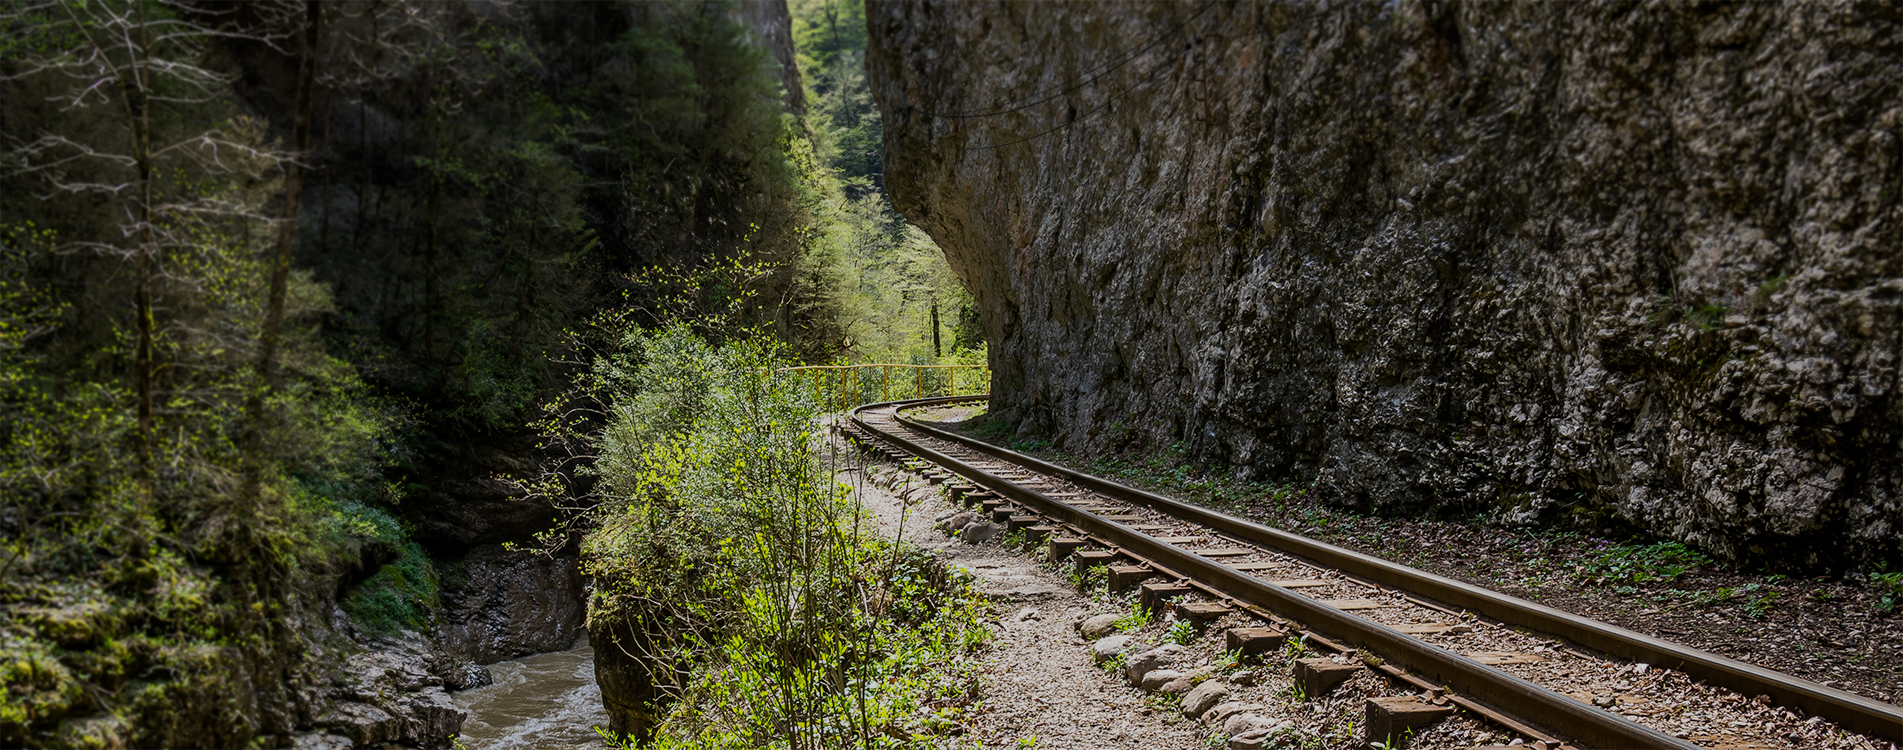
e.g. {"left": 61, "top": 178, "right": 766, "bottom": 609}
{"left": 451, "top": 636, "right": 610, "bottom": 750}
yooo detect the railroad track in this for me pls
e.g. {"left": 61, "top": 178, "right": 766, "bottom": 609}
{"left": 840, "top": 396, "right": 1903, "bottom": 750}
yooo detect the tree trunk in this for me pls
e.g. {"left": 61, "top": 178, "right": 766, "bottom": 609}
{"left": 930, "top": 297, "right": 941, "bottom": 358}
{"left": 117, "top": 1, "right": 155, "bottom": 493}
{"left": 246, "top": 0, "right": 323, "bottom": 487}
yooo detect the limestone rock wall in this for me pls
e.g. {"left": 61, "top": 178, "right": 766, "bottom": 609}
{"left": 439, "top": 545, "right": 586, "bottom": 665}
{"left": 866, "top": 0, "right": 1903, "bottom": 568}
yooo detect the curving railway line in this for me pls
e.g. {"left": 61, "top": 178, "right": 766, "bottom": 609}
{"left": 840, "top": 396, "right": 1903, "bottom": 750}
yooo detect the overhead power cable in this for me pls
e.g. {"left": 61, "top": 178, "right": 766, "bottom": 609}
{"left": 912, "top": 1, "right": 1219, "bottom": 120}
{"left": 964, "top": 6, "right": 1330, "bottom": 153}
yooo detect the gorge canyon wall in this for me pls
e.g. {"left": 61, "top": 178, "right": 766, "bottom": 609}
{"left": 866, "top": 0, "right": 1903, "bottom": 568}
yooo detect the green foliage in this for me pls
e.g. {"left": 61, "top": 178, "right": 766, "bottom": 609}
{"left": 1114, "top": 598, "right": 1153, "bottom": 633}
{"left": 1750, "top": 275, "right": 1791, "bottom": 308}
{"left": 791, "top": 0, "right": 879, "bottom": 190}
{"left": 1574, "top": 540, "right": 1712, "bottom": 585}
{"left": 1869, "top": 570, "right": 1902, "bottom": 614}
{"left": 544, "top": 324, "right": 989, "bottom": 747}
{"left": 0, "top": 6, "right": 411, "bottom": 745}
{"left": 1742, "top": 588, "right": 1779, "bottom": 619}
{"left": 788, "top": 0, "right": 978, "bottom": 366}
{"left": 1165, "top": 619, "right": 1198, "bottom": 646}
{"left": 340, "top": 542, "right": 439, "bottom": 636}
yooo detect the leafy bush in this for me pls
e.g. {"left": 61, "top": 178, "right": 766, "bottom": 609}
{"left": 1574, "top": 540, "right": 1711, "bottom": 585}
{"left": 1165, "top": 619, "right": 1198, "bottom": 646}
{"left": 541, "top": 324, "right": 988, "bottom": 747}
{"left": 1114, "top": 598, "right": 1153, "bottom": 633}
{"left": 1871, "top": 570, "right": 1902, "bottom": 614}
{"left": 340, "top": 542, "right": 439, "bottom": 636}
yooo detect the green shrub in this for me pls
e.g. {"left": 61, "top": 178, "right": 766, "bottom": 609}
{"left": 544, "top": 324, "right": 989, "bottom": 747}
{"left": 340, "top": 543, "right": 438, "bottom": 636}
{"left": 1574, "top": 540, "right": 1711, "bottom": 585}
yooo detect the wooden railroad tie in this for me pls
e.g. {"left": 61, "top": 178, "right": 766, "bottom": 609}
{"left": 1138, "top": 581, "right": 1193, "bottom": 613}
{"left": 1172, "top": 601, "right": 1232, "bottom": 623}
{"left": 1294, "top": 658, "right": 1362, "bottom": 698}
{"left": 1107, "top": 564, "right": 1155, "bottom": 591}
{"left": 1365, "top": 696, "right": 1453, "bottom": 748}
{"left": 1071, "top": 549, "right": 1122, "bottom": 570}
{"left": 1392, "top": 622, "right": 1464, "bottom": 636}
{"left": 1461, "top": 651, "right": 1542, "bottom": 666}
{"left": 1320, "top": 598, "right": 1389, "bottom": 610}
{"left": 1047, "top": 537, "right": 1087, "bottom": 563}
{"left": 1225, "top": 626, "right": 1288, "bottom": 658}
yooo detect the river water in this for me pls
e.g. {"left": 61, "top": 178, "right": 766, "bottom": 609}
{"left": 451, "top": 635, "right": 611, "bottom": 750}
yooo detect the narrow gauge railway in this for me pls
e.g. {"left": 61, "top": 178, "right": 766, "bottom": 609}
{"left": 840, "top": 396, "right": 1903, "bottom": 750}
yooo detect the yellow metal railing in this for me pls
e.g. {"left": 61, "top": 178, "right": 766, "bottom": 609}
{"left": 779, "top": 364, "right": 989, "bottom": 412}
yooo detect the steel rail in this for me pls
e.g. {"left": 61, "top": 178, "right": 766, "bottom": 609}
{"left": 864, "top": 396, "right": 1903, "bottom": 746}
{"left": 849, "top": 397, "right": 1696, "bottom": 750}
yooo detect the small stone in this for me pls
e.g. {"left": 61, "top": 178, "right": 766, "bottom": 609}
{"left": 1092, "top": 635, "right": 1134, "bottom": 662}
{"left": 1140, "top": 669, "right": 1184, "bottom": 692}
{"left": 1226, "top": 718, "right": 1291, "bottom": 749}
{"left": 1224, "top": 713, "right": 1283, "bottom": 738}
{"left": 1228, "top": 730, "right": 1270, "bottom": 750}
{"left": 290, "top": 733, "right": 353, "bottom": 750}
{"left": 1123, "top": 644, "right": 1189, "bottom": 685}
{"left": 1201, "top": 701, "right": 1262, "bottom": 726}
{"left": 960, "top": 520, "right": 1001, "bottom": 544}
{"left": 1230, "top": 668, "right": 1259, "bottom": 686}
{"left": 1159, "top": 676, "right": 1196, "bottom": 694}
{"left": 1078, "top": 613, "right": 1122, "bottom": 639}
{"left": 938, "top": 512, "right": 974, "bottom": 533}
{"left": 1181, "top": 679, "right": 1230, "bottom": 717}
{"left": 1012, "top": 606, "right": 1039, "bottom": 623}
{"left": 1593, "top": 695, "right": 1616, "bottom": 708}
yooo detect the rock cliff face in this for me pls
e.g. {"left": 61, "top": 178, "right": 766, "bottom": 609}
{"left": 439, "top": 545, "right": 586, "bottom": 665}
{"left": 867, "top": 0, "right": 1903, "bottom": 568}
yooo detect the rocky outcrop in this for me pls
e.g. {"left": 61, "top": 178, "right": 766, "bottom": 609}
{"left": 732, "top": 0, "right": 808, "bottom": 117}
{"left": 312, "top": 632, "right": 467, "bottom": 749}
{"left": 867, "top": 1, "right": 1903, "bottom": 569}
{"left": 588, "top": 614, "right": 668, "bottom": 743}
{"left": 439, "top": 545, "right": 586, "bottom": 665}
{"left": 401, "top": 437, "right": 557, "bottom": 552}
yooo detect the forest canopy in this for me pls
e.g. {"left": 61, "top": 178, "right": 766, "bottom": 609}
{"left": 0, "top": 1, "right": 976, "bottom": 746}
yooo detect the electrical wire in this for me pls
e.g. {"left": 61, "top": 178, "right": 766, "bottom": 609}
{"left": 961, "top": 6, "right": 1330, "bottom": 153}
{"left": 912, "top": 0, "right": 1219, "bottom": 120}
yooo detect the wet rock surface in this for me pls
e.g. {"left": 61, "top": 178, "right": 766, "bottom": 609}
{"left": 438, "top": 544, "right": 586, "bottom": 665}
{"left": 312, "top": 632, "right": 468, "bottom": 749}
{"left": 867, "top": 0, "right": 1903, "bottom": 569}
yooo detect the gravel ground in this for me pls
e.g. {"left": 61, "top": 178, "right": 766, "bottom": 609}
{"left": 833, "top": 436, "right": 1518, "bottom": 750}
{"left": 915, "top": 407, "right": 1903, "bottom": 711}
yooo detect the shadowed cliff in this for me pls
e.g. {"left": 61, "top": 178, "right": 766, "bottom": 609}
{"left": 866, "top": 0, "right": 1903, "bottom": 569}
